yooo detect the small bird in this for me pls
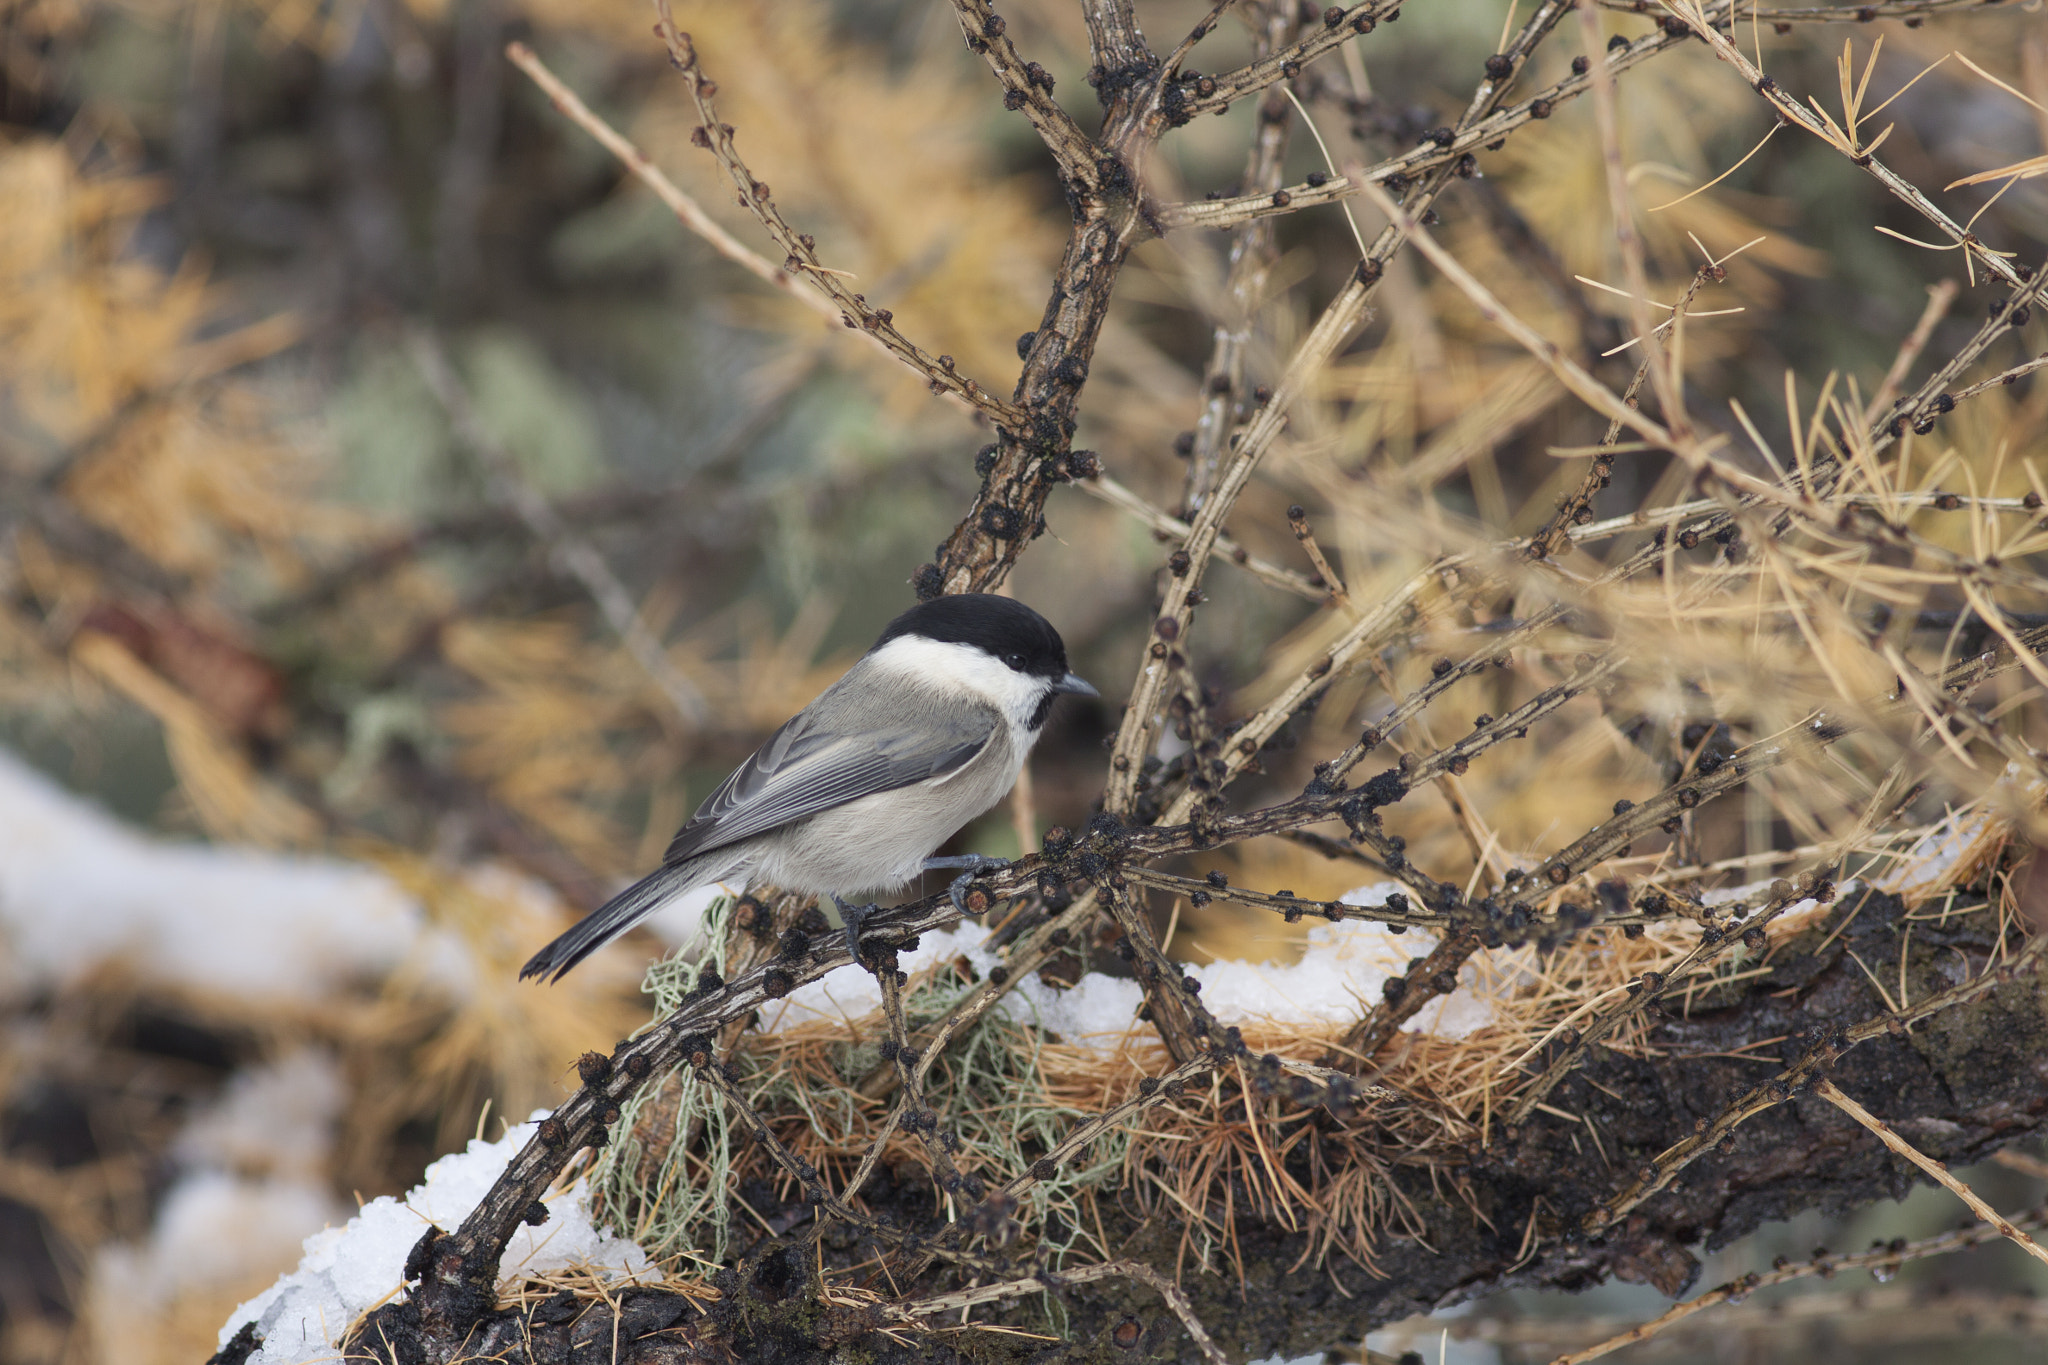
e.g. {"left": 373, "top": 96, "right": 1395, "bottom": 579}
{"left": 520, "top": 594, "right": 1097, "bottom": 983}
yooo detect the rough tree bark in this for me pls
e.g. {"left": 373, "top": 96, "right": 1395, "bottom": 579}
{"left": 300, "top": 884, "right": 2048, "bottom": 1365}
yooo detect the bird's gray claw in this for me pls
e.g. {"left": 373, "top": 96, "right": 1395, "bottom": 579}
{"left": 835, "top": 897, "right": 879, "bottom": 963}
{"left": 946, "top": 856, "right": 1011, "bottom": 915}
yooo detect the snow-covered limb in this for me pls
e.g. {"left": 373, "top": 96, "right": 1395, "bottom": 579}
{"left": 218, "top": 1117, "right": 653, "bottom": 1365}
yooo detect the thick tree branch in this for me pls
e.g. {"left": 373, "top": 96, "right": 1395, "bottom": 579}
{"left": 359, "top": 890, "right": 2048, "bottom": 1364}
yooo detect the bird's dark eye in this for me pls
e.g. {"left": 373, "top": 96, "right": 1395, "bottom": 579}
{"left": 1003, "top": 652, "right": 1028, "bottom": 671}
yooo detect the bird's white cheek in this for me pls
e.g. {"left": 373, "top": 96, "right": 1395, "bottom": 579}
{"left": 861, "top": 636, "right": 1048, "bottom": 726}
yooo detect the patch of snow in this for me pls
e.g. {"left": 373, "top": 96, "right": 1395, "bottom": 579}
{"left": 0, "top": 750, "right": 470, "bottom": 1002}
{"left": 95, "top": 1172, "right": 350, "bottom": 1353}
{"left": 641, "top": 881, "right": 731, "bottom": 950}
{"left": 90, "top": 1050, "right": 353, "bottom": 1359}
{"left": 1186, "top": 881, "right": 1493, "bottom": 1037}
{"left": 756, "top": 920, "right": 1002, "bottom": 1031}
{"left": 218, "top": 1114, "right": 653, "bottom": 1365}
{"left": 1881, "top": 765, "right": 2043, "bottom": 898}
{"left": 173, "top": 1049, "right": 348, "bottom": 1181}
{"left": 757, "top": 882, "right": 1494, "bottom": 1047}
{"left": 1883, "top": 807, "right": 1999, "bottom": 897}
{"left": 1004, "top": 961, "right": 1149, "bottom": 1047}
{"left": 1763, "top": 892, "right": 1835, "bottom": 936}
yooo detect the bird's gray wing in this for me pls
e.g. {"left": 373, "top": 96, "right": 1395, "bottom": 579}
{"left": 662, "top": 692, "right": 999, "bottom": 866}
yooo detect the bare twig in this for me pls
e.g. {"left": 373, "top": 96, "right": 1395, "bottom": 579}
{"left": 1952, "top": 349, "right": 2048, "bottom": 402}
{"left": 1102, "top": 260, "right": 1384, "bottom": 814}
{"left": 1339, "top": 927, "right": 1481, "bottom": 1061}
{"left": 505, "top": 41, "right": 1005, "bottom": 426}
{"left": 1604, "top": 0, "right": 2003, "bottom": 17}
{"left": 1096, "top": 873, "right": 1216, "bottom": 1063}
{"left": 502, "top": 49, "right": 841, "bottom": 345}
{"left": 1169, "top": 0, "right": 1405, "bottom": 121}
{"left": 1077, "top": 474, "right": 1325, "bottom": 600}
{"left": 1530, "top": 265, "right": 1725, "bottom": 560}
{"left": 1551, "top": 1200, "right": 2048, "bottom": 1364}
{"left": 1861, "top": 279, "right": 1960, "bottom": 427}
{"left": 868, "top": 950, "right": 978, "bottom": 1202}
{"left": 647, "top": 9, "right": 1024, "bottom": 426}
{"left": 1664, "top": 0, "right": 2025, "bottom": 287}
{"left": 1079, "top": 0, "right": 1153, "bottom": 79}
{"left": 1287, "top": 504, "right": 1347, "bottom": 600}
{"left": 1816, "top": 1078, "right": 2048, "bottom": 1269}
{"left": 943, "top": 0, "right": 1097, "bottom": 177}
{"left": 1158, "top": 17, "right": 1699, "bottom": 232}
{"left": 1119, "top": 865, "right": 1449, "bottom": 931}
{"left": 905, "top": 1257, "right": 1230, "bottom": 1365}
{"left": 1576, "top": 2, "right": 1684, "bottom": 436}
{"left": 1874, "top": 259, "right": 2048, "bottom": 439}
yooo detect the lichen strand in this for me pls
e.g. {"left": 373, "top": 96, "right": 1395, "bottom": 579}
{"left": 589, "top": 952, "right": 1131, "bottom": 1276}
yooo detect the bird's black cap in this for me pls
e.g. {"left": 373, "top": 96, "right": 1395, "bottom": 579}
{"left": 874, "top": 594, "right": 1072, "bottom": 679}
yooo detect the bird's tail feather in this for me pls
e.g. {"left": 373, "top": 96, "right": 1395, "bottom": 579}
{"left": 519, "top": 861, "right": 711, "bottom": 984}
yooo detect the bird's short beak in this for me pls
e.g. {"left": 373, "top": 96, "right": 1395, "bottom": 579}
{"left": 1055, "top": 672, "right": 1099, "bottom": 698}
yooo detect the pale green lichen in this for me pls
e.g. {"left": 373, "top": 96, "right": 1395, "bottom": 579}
{"left": 590, "top": 907, "right": 1130, "bottom": 1301}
